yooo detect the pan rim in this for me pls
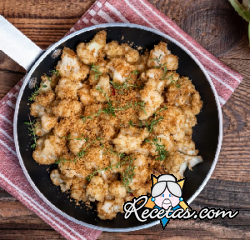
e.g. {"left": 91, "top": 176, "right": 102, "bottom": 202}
{"left": 13, "top": 23, "right": 223, "bottom": 232}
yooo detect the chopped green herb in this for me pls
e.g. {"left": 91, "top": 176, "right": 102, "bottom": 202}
{"left": 122, "top": 160, "right": 136, "bottom": 192}
{"left": 145, "top": 137, "right": 168, "bottom": 161}
{"left": 169, "top": 74, "right": 181, "bottom": 88}
{"left": 110, "top": 70, "right": 140, "bottom": 94}
{"left": 147, "top": 116, "right": 164, "bottom": 132}
{"left": 129, "top": 120, "right": 134, "bottom": 127}
{"left": 50, "top": 70, "right": 60, "bottom": 76}
{"left": 150, "top": 54, "right": 167, "bottom": 69}
{"left": 91, "top": 64, "right": 102, "bottom": 80}
{"left": 24, "top": 116, "right": 38, "bottom": 149}
{"left": 28, "top": 86, "right": 40, "bottom": 102}
{"left": 55, "top": 139, "right": 97, "bottom": 164}
{"left": 160, "top": 66, "right": 168, "bottom": 80}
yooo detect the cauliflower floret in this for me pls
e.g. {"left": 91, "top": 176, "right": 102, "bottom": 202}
{"left": 139, "top": 79, "right": 164, "bottom": 120}
{"left": 90, "top": 75, "right": 111, "bottom": 102}
{"left": 70, "top": 178, "right": 88, "bottom": 202}
{"left": 88, "top": 59, "right": 109, "bottom": 85}
{"left": 77, "top": 84, "right": 94, "bottom": 106}
{"left": 113, "top": 127, "right": 149, "bottom": 153}
{"left": 68, "top": 132, "right": 86, "bottom": 155}
{"left": 137, "top": 51, "right": 149, "bottom": 73}
{"left": 77, "top": 31, "right": 107, "bottom": 65}
{"left": 58, "top": 155, "right": 77, "bottom": 179}
{"left": 167, "top": 76, "right": 203, "bottom": 115}
{"left": 104, "top": 41, "right": 125, "bottom": 59}
{"left": 154, "top": 133, "right": 176, "bottom": 153}
{"left": 83, "top": 147, "right": 110, "bottom": 171}
{"left": 56, "top": 47, "right": 90, "bottom": 82}
{"left": 30, "top": 102, "right": 47, "bottom": 118}
{"left": 99, "top": 115, "right": 118, "bottom": 140}
{"left": 52, "top": 99, "right": 82, "bottom": 118}
{"left": 50, "top": 169, "right": 73, "bottom": 192}
{"left": 147, "top": 42, "right": 178, "bottom": 70}
{"left": 55, "top": 78, "right": 82, "bottom": 100}
{"left": 109, "top": 181, "right": 126, "bottom": 199}
{"left": 86, "top": 176, "right": 108, "bottom": 202}
{"left": 107, "top": 58, "right": 136, "bottom": 84}
{"left": 35, "top": 91, "right": 55, "bottom": 107}
{"left": 164, "top": 152, "right": 203, "bottom": 180}
{"left": 97, "top": 198, "right": 125, "bottom": 220}
{"left": 127, "top": 154, "right": 151, "bottom": 192}
{"left": 40, "top": 114, "right": 57, "bottom": 132}
{"left": 50, "top": 169, "right": 62, "bottom": 186}
{"left": 123, "top": 44, "right": 140, "bottom": 64}
{"left": 33, "top": 134, "right": 66, "bottom": 164}
{"left": 152, "top": 106, "right": 186, "bottom": 141}
{"left": 176, "top": 135, "right": 198, "bottom": 156}
{"left": 53, "top": 117, "right": 76, "bottom": 137}
{"left": 35, "top": 119, "right": 49, "bottom": 137}
{"left": 39, "top": 76, "right": 53, "bottom": 93}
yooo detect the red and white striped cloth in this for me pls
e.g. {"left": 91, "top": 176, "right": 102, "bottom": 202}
{"left": 0, "top": 0, "right": 243, "bottom": 239}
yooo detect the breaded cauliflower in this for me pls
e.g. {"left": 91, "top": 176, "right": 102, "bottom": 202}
{"left": 113, "top": 127, "right": 149, "bottom": 153}
{"left": 77, "top": 84, "right": 94, "bottom": 106}
{"left": 50, "top": 169, "right": 73, "bottom": 192}
{"left": 52, "top": 99, "right": 83, "bottom": 118}
{"left": 97, "top": 198, "right": 124, "bottom": 220}
{"left": 56, "top": 47, "right": 90, "bottom": 82}
{"left": 107, "top": 58, "right": 136, "bottom": 84}
{"left": 147, "top": 42, "right": 178, "bottom": 70}
{"left": 33, "top": 134, "right": 66, "bottom": 164}
{"left": 109, "top": 181, "right": 127, "bottom": 199}
{"left": 29, "top": 31, "right": 204, "bottom": 221}
{"left": 35, "top": 91, "right": 55, "bottom": 107}
{"left": 164, "top": 152, "right": 203, "bottom": 180}
{"left": 167, "top": 76, "right": 203, "bottom": 115}
{"left": 70, "top": 178, "right": 88, "bottom": 202}
{"left": 104, "top": 41, "right": 126, "bottom": 59}
{"left": 55, "top": 78, "right": 82, "bottom": 100}
{"left": 86, "top": 176, "right": 108, "bottom": 202}
{"left": 77, "top": 31, "right": 107, "bottom": 65}
{"left": 139, "top": 79, "right": 164, "bottom": 120}
{"left": 90, "top": 75, "right": 111, "bottom": 102}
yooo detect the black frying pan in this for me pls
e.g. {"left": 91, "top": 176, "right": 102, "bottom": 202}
{"left": 0, "top": 16, "right": 223, "bottom": 231}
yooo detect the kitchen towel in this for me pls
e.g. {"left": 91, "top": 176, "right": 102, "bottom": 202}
{"left": 0, "top": 0, "right": 243, "bottom": 239}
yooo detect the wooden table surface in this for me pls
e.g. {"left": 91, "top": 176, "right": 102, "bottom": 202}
{"left": 0, "top": 0, "right": 250, "bottom": 239}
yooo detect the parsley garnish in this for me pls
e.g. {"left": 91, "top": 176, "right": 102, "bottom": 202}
{"left": 169, "top": 74, "right": 181, "bottom": 88}
{"left": 86, "top": 154, "right": 136, "bottom": 191}
{"left": 129, "top": 120, "right": 134, "bottom": 127}
{"left": 55, "top": 138, "right": 97, "bottom": 164}
{"left": 145, "top": 137, "right": 168, "bottom": 161}
{"left": 24, "top": 116, "right": 38, "bottom": 149}
{"left": 110, "top": 70, "right": 141, "bottom": 94}
{"left": 122, "top": 160, "right": 136, "bottom": 192}
{"left": 91, "top": 64, "right": 102, "bottom": 80}
{"left": 50, "top": 70, "right": 60, "bottom": 76}
{"left": 28, "top": 86, "right": 40, "bottom": 102}
{"left": 160, "top": 66, "right": 168, "bottom": 80}
{"left": 150, "top": 54, "right": 167, "bottom": 69}
{"left": 147, "top": 116, "right": 164, "bottom": 132}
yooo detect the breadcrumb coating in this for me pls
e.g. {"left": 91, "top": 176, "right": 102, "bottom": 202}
{"left": 56, "top": 47, "right": 90, "bottom": 82}
{"left": 29, "top": 31, "right": 203, "bottom": 220}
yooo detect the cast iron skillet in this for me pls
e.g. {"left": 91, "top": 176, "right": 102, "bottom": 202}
{"left": 0, "top": 16, "right": 223, "bottom": 231}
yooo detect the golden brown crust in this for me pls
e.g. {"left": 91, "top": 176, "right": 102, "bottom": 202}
{"left": 29, "top": 31, "right": 203, "bottom": 220}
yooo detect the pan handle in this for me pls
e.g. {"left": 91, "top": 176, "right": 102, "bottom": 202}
{"left": 0, "top": 15, "right": 44, "bottom": 71}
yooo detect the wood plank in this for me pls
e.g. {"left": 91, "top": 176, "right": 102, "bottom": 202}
{"left": 0, "top": 71, "right": 24, "bottom": 99}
